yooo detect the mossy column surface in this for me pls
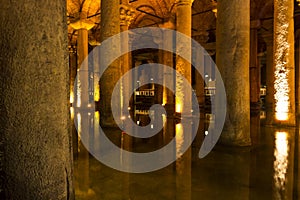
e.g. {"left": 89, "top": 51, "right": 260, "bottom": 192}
{"left": 216, "top": 0, "right": 251, "bottom": 146}
{"left": 0, "top": 1, "right": 73, "bottom": 199}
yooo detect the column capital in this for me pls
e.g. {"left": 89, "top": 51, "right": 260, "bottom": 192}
{"left": 159, "top": 18, "right": 175, "bottom": 29}
{"left": 120, "top": 5, "right": 136, "bottom": 27}
{"left": 176, "top": 0, "right": 194, "bottom": 6}
{"left": 69, "top": 12, "right": 95, "bottom": 30}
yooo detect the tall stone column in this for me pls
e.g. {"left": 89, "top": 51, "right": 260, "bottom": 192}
{"left": 216, "top": 0, "right": 251, "bottom": 146}
{"left": 193, "top": 32, "right": 208, "bottom": 109}
{"left": 263, "top": 34, "right": 275, "bottom": 125}
{"left": 70, "top": 16, "right": 95, "bottom": 197}
{"left": 0, "top": 1, "right": 74, "bottom": 199}
{"left": 100, "top": 0, "right": 121, "bottom": 127}
{"left": 119, "top": 5, "right": 134, "bottom": 199}
{"left": 176, "top": 0, "right": 193, "bottom": 115}
{"left": 158, "top": 20, "right": 175, "bottom": 114}
{"left": 250, "top": 20, "right": 261, "bottom": 110}
{"left": 296, "top": 30, "right": 300, "bottom": 115}
{"left": 273, "top": 0, "right": 295, "bottom": 125}
{"left": 120, "top": 4, "right": 135, "bottom": 120}
{"left": 175, "top": 2, "right": 192, "bottom": 199}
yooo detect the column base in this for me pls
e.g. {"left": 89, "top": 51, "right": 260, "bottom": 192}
{"left": 219, "top": 127, "right": 251, "bottom": 147}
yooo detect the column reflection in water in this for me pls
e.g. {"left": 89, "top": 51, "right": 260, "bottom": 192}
{"left": 273, "top": 131, "right": 294, "bottom": 200}
{"left": 176, "top": 122, "right": 192, "bottom": 200}
{"left": 75, "top": 111, "right": 95, "bottom": 198}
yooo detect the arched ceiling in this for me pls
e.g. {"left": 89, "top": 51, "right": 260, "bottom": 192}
{"left": 66, "top": 0, "right": 300, "bottom": 47}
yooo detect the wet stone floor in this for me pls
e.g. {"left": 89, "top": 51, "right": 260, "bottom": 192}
{"left": 73, "top": 112, "right": 300, "bottom": 200}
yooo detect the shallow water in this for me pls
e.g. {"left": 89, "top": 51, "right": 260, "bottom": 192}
{"left": 73, "top": 111, "right": 299, "bottom": 200}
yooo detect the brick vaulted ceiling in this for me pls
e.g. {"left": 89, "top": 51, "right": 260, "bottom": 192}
{"left": 66, "top": 0, "right": 299, "bottom": 47}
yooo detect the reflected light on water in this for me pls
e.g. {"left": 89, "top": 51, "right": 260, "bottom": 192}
{"left": 77, "top": 79, "right": 81, "bottom": 107}
{"left": 77, "top": 113, "right": 82, "bottom": 141}
{"left": 176, "top": 123, "right": 184, "bottom": 157}
{"left": 70, "top": 91, "right": 74, "bottom": 104}
{"left": 273, "top": 131, "right": 289, "bottom": 198}
{"left": 70, "top": 107, "right": 75, "bottom": 120}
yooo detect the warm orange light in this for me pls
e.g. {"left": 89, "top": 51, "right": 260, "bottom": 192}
{"left": 274, "top": 19, "right": 290, "bottom": 121}
{"left": 176, "top": 123, "right": 184, "bottom": 157}
{"left": 274, "top": 131, "right": 289, "bottom": 194}
{"left": 70, "top": 91, "right": 74, "bottom": 104}
{"left": 176, "top": 101, "right": 182, "bottom": 113}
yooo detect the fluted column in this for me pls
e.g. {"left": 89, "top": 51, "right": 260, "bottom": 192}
{"left": 273, "top": 0, "right": 295, "bottom": 125}
{"left": 216, "top": 0, "right": 251, "bottom": 146}
{"left": 100, "top": 0, "right": 121, "bottom": 127}
{"left": 0, "top": 1, "right": 73, "bottom": 199}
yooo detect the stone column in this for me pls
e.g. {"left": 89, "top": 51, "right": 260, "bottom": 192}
{"left": 175, "top": 1, "right": 192, "bottom": 199}
{"left": 296, "top": 30, "right": 300, "bottom": 115}
{"left": 100, "top": 0, "right": 122, "bottom": 127}
{"left": 158, "top": 20, "right": 175, "bottom": 114}
{"left": 69, "top": 12, "right": 95, "bottom": 108}
{"left": 0, "top": 1, "right": 74, "bottom": 199}
{"left": 262, "top": 33, "right": 275, "bottom": 125}
{"left": 273, "top": 0, "right": 295, "bottom": 125}
{"left": 120, "top": 4, "right": 135, "bottom": 119}
{"left": 176, "top": 0, "right": 193, "bottom": 115}
{"left": 193, "top": 32, "right": 208, "bottom": 109}
{"left": 216, "top": 0, "right": 251, "bottom": 146}
{"left": 250, "top": 20, "right": 261, "bottom": 111}
{"left": 70, "top": 15, "right": 95, "bottom": 197}
{"left": 119, "top": 5, "right": 134, "bottom": 199}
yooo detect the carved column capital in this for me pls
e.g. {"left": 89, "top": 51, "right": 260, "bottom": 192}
{"left": 120, "top": 5, "right": 136, "bottom": 27}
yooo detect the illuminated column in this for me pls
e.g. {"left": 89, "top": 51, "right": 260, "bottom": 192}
{"left": 176, "top": 0, "right": 193, "bottom": 115}
{"left": 100, "top": 0, "right": 121, "bottom": 127}
{"left": 263, "top": 34, "right": 275, "bottom": 124}
{"left": 216, "top": 0, "right": 251, "bottom": 145}
{"left": 160, "top": 20, "right": 175, "bottom": 113}
{"left": 69, "top": 13, "right": 95, "bottom": 108}
{"left": 273, "top": 0, "right": 296, "bottom": 125}
{"left": 69, "top": 45, "right": 77, "bottom": 105}
{"left": 70, "top": 15, "right": 95, "bottom": 197}
{"left": 0, "top": 1, "right": 73, "bottom": 199}
{"left": 250, "top": 20, "right": 261, "bottom": 110}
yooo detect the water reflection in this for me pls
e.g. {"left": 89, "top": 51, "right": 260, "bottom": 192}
{"left": 72, "top": 109, "right": 299, "bottom": 200}
{"left": 273, "top": 131, "right": 290, "bottom": 200}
